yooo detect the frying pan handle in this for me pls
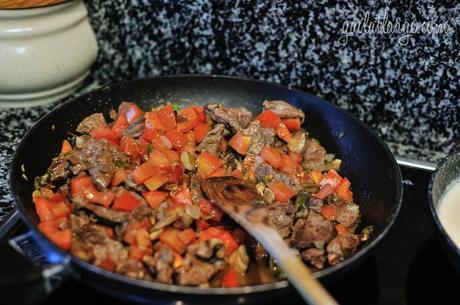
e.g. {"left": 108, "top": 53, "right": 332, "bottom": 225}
{"left": 0, "top": 231, "right": 71, "bottom": 305}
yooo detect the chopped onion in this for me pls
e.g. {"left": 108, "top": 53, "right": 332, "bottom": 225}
{"left": 185, "top": 204, "right": 201, "bottom": 219}
{"left": 181, "top": 151, "right": 196, "bottom": 171}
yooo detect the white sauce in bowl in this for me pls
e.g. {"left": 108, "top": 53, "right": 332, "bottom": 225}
{"left": 438, "top": 179, "right": 460, "bottom": 246}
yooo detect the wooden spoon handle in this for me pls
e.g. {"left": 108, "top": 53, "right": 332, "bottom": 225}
{"left": 253, "top": 225, "right": 339, "bottom": 305}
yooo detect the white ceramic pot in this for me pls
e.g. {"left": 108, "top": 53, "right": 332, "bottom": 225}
{"left": 0, "top": 0, "right": 98, "bottom": 107}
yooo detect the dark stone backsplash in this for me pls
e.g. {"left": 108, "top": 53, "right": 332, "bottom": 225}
{"left": 85, "top": 0, "right": 459, "bottom": 155}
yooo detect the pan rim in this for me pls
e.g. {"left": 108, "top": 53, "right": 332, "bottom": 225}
{"left": 9, "top": 74, "right": 403, "bottom": 295}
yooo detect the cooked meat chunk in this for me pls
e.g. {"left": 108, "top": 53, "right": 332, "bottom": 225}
{"left": 79, "top": 138, "right": 116, "bottom": 189}
{"left": 196, "top": 124, "right": 225, "bottom": 155}
{"left": 301, "top": 248, "right": 326, "bottom": 270}
{"left": 124, "top": 174, "right": 147, "bottom": 192}
{"left": 189, "top": 174, "right": 203, "bottom": 204}
{"left": 331, "top": 201, "right": 360, "bottom": 227}
{"left": 261, "top": 127, "right": 276, "bottom": 147}
{"left": 326, "top": 232, "right": 360, "bottom": 265}
{"left": 268, "top": 204, "right": 295, "bottom": 238}
{"left": 243, "top": 120, "right": 264, "bottom": 156}
{"left": 123, "top": 117, "right": 145, "bottom": 138}
{"left": 77, "top": 202, "right": 130, "bottom": 224}
{"left": 130, "top": 203, "right": 154, "bottom": 222}
{"left": 302, "top": 139, "right": 326, "bottom": 170}
{"left": 227, "top": 107, "right": 253, "bottom": 128}
{"left": 307, "top": 197, "right": 323, "bottom": 213}
{"left": 254, "top": 161, "right": 301, "bottom": 194}
{"left": 176, "top": 239, "right": 225, "bottom": 286}
{"left": 263, "top": 100, "right": 305, "bottom": 122}
{"left": 144, "top": 247, "right": 174, "bottom": 284}
{"left": 76, "top": 113, "right": 106, "bottom": 134}
{"left": 205, "top": 104, "right": 248, "bottom": 133}
{"left": 49, "top": 157, "right": 70, "bottom": 183}
{"left": 117, "top": 259, "right": 152, "bottom": 281}
{"left": 70, "top": 214, "right": 128, "bottom": 267}
{"left": 291, "top": 211, "right": 334, "bottom": 249}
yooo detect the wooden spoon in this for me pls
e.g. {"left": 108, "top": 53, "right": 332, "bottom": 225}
{"left": 201, "top": 176, "right": 338, "bottom": 305}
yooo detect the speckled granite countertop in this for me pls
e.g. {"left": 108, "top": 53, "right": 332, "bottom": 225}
{"left": 0, "top": 1, "right": 458, "bottom": 225}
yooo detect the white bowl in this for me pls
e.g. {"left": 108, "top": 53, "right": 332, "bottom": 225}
{"left": 0, "top": 0, "right": 98, "bottom": 108}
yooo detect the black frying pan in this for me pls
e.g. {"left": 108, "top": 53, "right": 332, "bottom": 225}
{"left": 6, "top": 75, "right": 403, "bottom": 304}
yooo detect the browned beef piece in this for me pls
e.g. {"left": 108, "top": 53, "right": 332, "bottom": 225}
{"left": 123, "top": 117, "right": 145, "bottom": 138}
{"left": 268, "top": 204, "right": 294, "bottom": 238}
{"left": 196, "top": 124, "right": 224, "bottom": 155}
{"left": 302, "top": 139, "right": 326, "bottom": 170}
{"left": 263, "top": 100, "right": 305, "bottom": 122}
{"left": 307, "top": 197, "right": 324, "bottom": 213}
{"left": 79, "top": 138, "right": 119, "bottom": 189}
{"left": 143, "top": 247, "right": 174, "bottom": 284}
{"left": 49, "top": 157, "right": 70, "bottom": 183}
{"left": 175, "top": 239, "right": 225, "bottom": 286}
{"left": 205, "top": 104, "right": 248, "bottom": 133}
{"left": 70, "top": 214, "right": 128, "bottom": 266}
{"left": 243, "top": 120, "right": 264, "bottom": 156}
{"left": 77, "top": 202, "right": 130, "bottom": 224}
{"left": 254, "top": 161, "right": 301, "bottom": 194}
{"left": 76, "top": 113, "right": 107, "bottom": 134}
{"left": 330, "top": 201, "right": 360, "bottom": 227}
{"left": 189, "top": 174, "right": 203, "bottom": 204}
{"left": 130, "top": 203, "right": 154, "bottom": 222}
{"left": 326, "top": 232, "right": 360, "bottom": 265}
{"left": 227, "top": 107, "right": 253, "bottom": 128}
{"left": 290, "top": 211, "right": 334, "bottom": 249}
{"left": 117, "top": 259, "right": 152, "bottom": 281}
{"left": 301, "top": 248, "right": 326, "bottom": 269}
{"left": 261, "top": 127, "right": 276, "bottom": 147}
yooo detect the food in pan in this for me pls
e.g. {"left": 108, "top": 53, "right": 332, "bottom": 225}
{"left": 32, "top": 100, "right": 371, "bottom": 287}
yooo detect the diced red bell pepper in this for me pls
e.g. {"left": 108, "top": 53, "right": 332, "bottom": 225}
{"left": 34, "top": 197, "right": 71, "bottom": 222}
{"left": 143, "top": 191, "right": 169, "bottom": 209}
{"left": 279, "top": 154, "right": 298, "bottom": 175}
{"left": 98, "top": 257, "right": 116, "bottom": 271}
{"left": 111, "top": 168, "right": 127, "bottom": 186}
{"left": 320, "top": 169, "right": 343, "bottom": 188}
{"left": 199, "top": 227, "right": 238, "bottom": 255}
{"left": 275, "top": 122, "right": 292, "bottom": 142}
{"left": 320, "top": 205, "right": 337, "bottom": 221}
{"left": 71, "top": 176, "right": 115, "bottom": 207}
{"left": 282, "top": 118, "right": 301, "bottom": 131}
{"left": 288, "top": 151, "right": 302, "bottom": 164}
{"left": 313, "top": 184, "right": 334, "bottom": 200}
{"left": 255, "top": 110, "right": 282, "bottom": 128}
{"left": 177, "top": 106, "right": 199, "bottom": 132}
{"left": 183, "top": 131, "right": 197, "bottom": 153}
{"left": 141, "top": 126, "right": 160, "bottom": 142}
{"left": 129, "top": 246, "right": 150, "bottom": 261}
{"left": 71, "top": 176, "right": 93, "bottom": 197}
{"left": 219, "top": 138, "right": 227, "bottom": 153}
{"left": 112, "top": 113, "right": 129, "bottom": 137}
{"left": 268, "top": 181, "right": 296, "bottom": 203}
{"left": 334, "top": 177, "right": 353, "bottom": 202}
{"left": 192, "top": 105, "right": 207, "bottom": 123}
{"left": 196, "top": 219, "right": 210, "bottom": 231}
{"left": 207, "top": 167, "right": 227, "bottom": 178}
{"left": 136, "top": 138, "right": 150, "bottom": 160}
{"left": 222, "top": 268, "right": 240, "bottom": 288}
{"left": 145, "top": 111, "right": 165, "bottom": 131}
{"left": 120, "top": 136, "right": 139, "bottom": 161}
{"left": 171, "top": 187, "right": 192, "bottom": 205}
{"left": 168, "top": 163, "right": 183, "bottom": 184}
{"left": 131, "top": 162, "right": 157, "bottom": 184}
{"left": 199, "top": 199, "right": 223, "bottom": 222}
{"left": 38, "top": 218, "right": 71, "bottom": 250}
{"left": 91, "top": 126, "right": 119, "bottom": 143}
{"left": 158, "top": 104, "right": 176, "bottom": 130}
{"left": 194, "top": 123, "right": 211, "bottom": 143}
{"left": 196, "top": 151, "right": 223, "bottom": 178}
{"left": 160, "top": 228, "right": 195, "bottom": 254}
{"left": 148, "top": 149, "right": 172, "bottom": 168}
{"left": 231, "top": 169, "right": 243, "bottom": 180}
{"left": 228, "top": 133, "right": 251, "bottom": 155}
{"left": 165, "top": 129, "right": 187, "bottom": 150}
{"left": 144, "top": 173, "right": 169, "bottom": 191}
{"left": 335, "top": 223, "right": 348, "bottom": 235}
{"left": 260, "top": 147, "right": 283, "bottom": 169}
{"left": 112, "top": 191, "right": 141, "bottom": 212}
